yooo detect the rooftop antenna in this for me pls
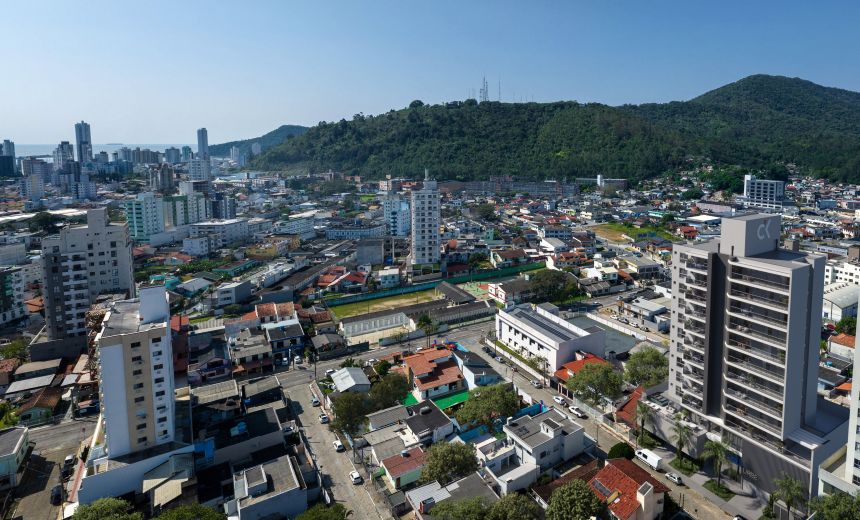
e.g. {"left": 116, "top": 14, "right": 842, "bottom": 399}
{"left": 498, "top": 78, "right": 501, "bottom": 102}
{"left": 479, "top": 75, "right": 489, "bottom": 103}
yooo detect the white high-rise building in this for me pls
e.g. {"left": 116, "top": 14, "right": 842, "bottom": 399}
{"left": 20, "top": 157, "right": 52, "bottom": 180}
{"left": 20, "top": 173, "right": 45, "bottom": 203}
{"left": 189, "top": 158, "right": 211, "bottom": 182}
{"left": 53, "top": 141, "right": 75, "bottom": 172}
{"left": 94, "top": 285, "right": 175, "bottom": 458}
{"left": 124, "top": 192, "right": 165, "bottom": 241}
{"left": 164, "top": 193, "right": 209, "bottom": 227}
{"left": 383, "top": 191, "right": 410, "bottom": 237}
{"left": 41, "top": 208, "right": 134, "bottom": 339}
{"left": 75, "top": 121, "right": 93, "bottom": 163}
{"left": 230, "top": 146, "right": 241, "bottom": 162}
{"left": 410, "top": 170, "right": 440, "bottom": 265}
{"left": 197, "top": 127, "right": 209, "bottom": 160}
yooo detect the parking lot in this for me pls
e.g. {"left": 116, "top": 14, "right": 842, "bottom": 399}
{"left": 290, "top": 384, "right": 390, "bottom": 520}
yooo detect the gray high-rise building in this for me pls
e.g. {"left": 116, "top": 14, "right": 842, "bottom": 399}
{"left": 1, "top": 140, "right": 15, "bottom": 161}
{"left": 53, "top": 141, "right": 75, "bottom": 172}
{"left": 181, "top": 145, "right": 192, "bottom": 162}
{"left": 42, "top": 208, "right": 134, "bottom": 340}
{"left": 669, "top": 214, "right": 848, "bottom": 499}
{"left": 196, "top": 128, "right": 209, "bottom": 160}
{"left": 164, "top": 147, "right": 181, "bottom": 164}
{"left": 75, "top": 121, "right": 93, "bottom": 163}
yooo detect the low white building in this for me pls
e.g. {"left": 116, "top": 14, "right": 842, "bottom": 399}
{"left": 190, "top": 219, "right": 250, "bottom": 248}
{"left": 224, "top": 454, "right": 309, "bottom": 520}
{"left": 274, "top": 217, "right": 316, "bottom": 241}
{"left": 822, "top": 283, "right": 860, "bottom": 323}
{"left": 375, "top": 267, "right": 400, "bottom": 289}
{"left": 214, "top": 280, "right": 252, "bottom": 308}
{"left": 0, "top": 427, "right": 29, "bottom": 490}
{"left": 496, "top": 303, "right": 605, "bottom": 370}
{"left": 502, "top": 408, "right": 585, "bottom": 473}
{"left": 182, "top": 236, "right": 211, "bottom": 257}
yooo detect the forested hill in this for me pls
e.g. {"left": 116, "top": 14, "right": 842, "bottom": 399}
{"left": 209, "top": 124, "right": 307, "bottom": 158}
{"left": 251, "top": 75, "right": 860, "bottom": 182}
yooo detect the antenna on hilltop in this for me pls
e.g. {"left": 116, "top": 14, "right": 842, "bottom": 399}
{"left": 479, "top": 75, "right": 489, "bottom": 103}
{"left": 498, "top": 78, "right": 501, "bottom": 102}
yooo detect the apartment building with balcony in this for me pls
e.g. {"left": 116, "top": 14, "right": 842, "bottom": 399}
{"left": 42, "top": 208, "right": 135, "bottom": 340}
{"left": 669, "top": 214, "right": 849, "bottom": 499}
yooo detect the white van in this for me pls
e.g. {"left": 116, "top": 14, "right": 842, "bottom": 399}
{"left": 635, "top": 449, "right": 663, "bottom": 471}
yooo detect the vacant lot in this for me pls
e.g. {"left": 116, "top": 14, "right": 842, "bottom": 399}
{"left": 330, "top": 289, "right": 440, "bottom": 319}
{"left": 594, "top": 222, "right": 674, "bottom": 242}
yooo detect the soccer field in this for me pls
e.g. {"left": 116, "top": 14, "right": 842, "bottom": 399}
{"left": 330, "top": 289, "right": 441, "bottom": 319}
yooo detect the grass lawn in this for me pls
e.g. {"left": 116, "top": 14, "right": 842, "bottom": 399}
{"left": 331, "top": 289, "right": 441, "bottom": 319}
{"left": 594, "top": 222, "right": 675, "bottom": 242}
{"left": 704, "top": 479, "right": 735, "bottom": 501}
{"left": 189, "top": 315, "right": 213, "bottom": 324}
{"left": 669, "top": 456, "right": 701, "bottom": 476}
{"left": 359, "top": 194, "right": 377, "bottom": 202}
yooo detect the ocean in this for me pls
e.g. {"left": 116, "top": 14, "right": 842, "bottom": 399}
{"left": 13, "top": 144, "right": 195, "bottom": 157}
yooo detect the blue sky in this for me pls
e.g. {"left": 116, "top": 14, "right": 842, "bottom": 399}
{"left": 3, "top": 1, "right": 858, "bottom": 143}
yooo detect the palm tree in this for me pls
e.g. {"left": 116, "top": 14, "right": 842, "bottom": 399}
{"left": 635, "top": 401, "right": 655, "bottom": 445}
{"left": 416, "top": 313, "right": 436, "bottom": 349}
{"left": 773, "top": 473, "right": 805, "bottom": 519}
{"left": 672, "top": 414, "right": 693, "bottom": 461}
{"left": 701, "top": 440, "right": 729, "bottom": 487}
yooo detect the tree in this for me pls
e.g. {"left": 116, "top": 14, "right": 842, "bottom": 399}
{"left": 474, "top": 203, "right": 498, "bottom": 221}
{"left": 468, "top": 252, "right": 488, "bottom": 269}
{"left": 528, "top": 269, "right": 570, "bottom": 302}
{"left": 486, "top": 493, "right": 542, "bottom": 520}
{"left": 809, "top": 491, "right": 860, "bottom": 520}
{"left": 672, "top": 415, "right": 693, "bottom": 462}
{"left": 607, "top": 442, "right": 635, "bottom": 460}
{"left": 426, "top": 497, "right": 489, "bottom": 520}
{"left": 416, "top": 313, "right": 436, "bottom": 348}
{"left": 72, "top": 498, "right": 142, "bottom": 520}
{"left": 545, "top": 480, "right": 604, "bottom": 520}
{"left": 624, "top": 346, "right": 669, "bottom": 388}
{"left": 368, "top": 373, "right": 410, "bottom": 410}
{"left": 296, "top": 504, "right": 352, "bottom": 520}
{"left": 331, "top": 392, "right": 369, "bottom": 437}
{"left": 29, "top": 211, "right": 63, "bottom": 234}
{"left": 635, "top": 401, "right": 655, "bottom": 444}
{"left": 0, "top": 401, "right": 18, "bottom": 428}
{"left": 340, "top": 357, "right": 358, "bottom": 368}
{"left": 701, "top": 439, "right": 728, "bottom": 486}
{"left": 565, "top": 363, "right": 622, "bottom": 407}
{"left": 374, "top": 359, "right": 391, "bottom": 377}
{"left": 455, "top": 384, "right": 520, "bottom": 433}
{"left": 773, "top": 473, "right": 805, "bottom": 520}
{"left": 835, "top": 316, "right": 857, "bottom": 334}
{"left": 420, "top": 442, "right": 478, "bottom": 485}
{"left": 0, "top": 338, "right": 28, "bottom": 362}
{"left": 155, "top": 504, "right": 226, "bottom": 520}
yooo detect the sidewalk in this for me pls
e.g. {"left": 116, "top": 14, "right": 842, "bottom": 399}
{"left": 649, "top": 445, "right": 766, "bottom": 519}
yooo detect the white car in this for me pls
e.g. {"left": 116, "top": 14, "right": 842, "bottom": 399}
{"left": 319, "top": 413, "right": 329, "bottom": 424}
{"left": 333, "top": 440, "right": 345, "bottom": 452}
{"left": 311, "top": 396, "right": 321, "bottom": 407}
{"left": 666, "top": 472, "right": 683, "bottom": 485}
{"left": 530, "top": 380, "right": 542, "bottom": 389}
{"left": 568, "top": 406, "right": 587, "bottom": 419}
{"left": 349, "top": 470, "right": 363, "bottom": 484}
{"left": 325, "top": 368, "right": 336, "bottom": 376}
{"left": 552, "top": 396, "right": 566, "bottom": 405}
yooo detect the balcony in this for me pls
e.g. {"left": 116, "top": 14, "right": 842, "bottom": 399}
{"left": 683, "top": 338, "right": 706, "bottom": 353}
{"left": 724, "top": 386, "right": 783, "bottom": 417}
{"left": 686, "top": 306, "right": 707, "bottom": 321}
{"left": 725, "top": 339, "right": 784, "bottom": 366}
{"left": 681, "top": 395, "right": 703, "bottom": 411}
{"left": 726, "top": 354, "right": 784, "bottom": 383}
{"left": 685, "top": 320, "right": 706, "bottom": 335}
{"left": 686, "top": 260, "right": 709, "bottom": 272}
{"left": 730, "top": 269, "right": 790, "bottom": 291}
{"left": 726, "top": 321, "right": 786, "bottom": 348}
{"left": 724, "top": 403, "right": 781, "bottom": 434}
{"left": 686, "top": 275, "right": 708, "bottom": 288}
{"left": 682, "top": 352, "right": 705, "bottom": 367}
{"left": 728, "top": 305, "right": 787, "bottom": 328}
{"left": 729, "top": 288, "right": 788, "bottom": 309}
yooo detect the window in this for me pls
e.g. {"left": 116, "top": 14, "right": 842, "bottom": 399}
{"left": 155, "top": 391, "right": 165, "bottom": 397}
{"left": 131, "top": 341, "right": 140, "bottom": 348}
{"left": 157, "top": 417, "right": 167, "bottom": 423}
{"left": 154, "top": 364, "right": 163, "bottom": 371}
{"left": 154, "top": 377, "right": 164, "bottom": 384}
{"left": 133, "top": 369, "right": 142, "bottom": 376}
{"left": 133, "top": 383, "right": 144, "bottom": 390}
{"left": 137, "top": 437, "right": 147, "bottom": 444}
{"left": 152, "top": 337, "right": 161, "bottom": 344}
{"left": 134, "top": 396, "right": 145, "bottom": 403}
{"left": 132, "top": 356, "right": 142, "bottom": 363}
{"left": 136, "top": 423, "right": 146, "bottom": 430}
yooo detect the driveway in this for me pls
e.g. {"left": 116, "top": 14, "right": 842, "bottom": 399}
{"left": 290, "top": 384, "right": 391, "bottom": 520}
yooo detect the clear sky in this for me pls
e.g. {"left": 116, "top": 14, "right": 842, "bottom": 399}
{"left": 3, "top": 0, "right": 859, "bottom": 144}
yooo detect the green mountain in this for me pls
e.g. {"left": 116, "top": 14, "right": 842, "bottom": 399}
{"left": 252, "top": 75, "right": 860, "bottom": 182}
{"left": 209, "top": 124, "right": 308, "bottom": 158}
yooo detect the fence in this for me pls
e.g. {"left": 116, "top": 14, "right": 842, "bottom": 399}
{"left": 325, "top": 262, "right": 546, "bottom": 307}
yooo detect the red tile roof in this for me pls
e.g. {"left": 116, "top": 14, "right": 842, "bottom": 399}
{"left": 404, "top": 349, "right": 453, "bottom": 377}
{"left": 413, "top": 360, "right": 464, "bottom": 391}
{"left": 170, "top": 315, "right": 189, "bottom": 333}
{"left": 589, "top": 459, "right": 670, "bottom": 520}
{"left": 615, "top": 386, "right": 644, "bottom": 428}
{"left": 381, "top": 447, "right": 426, "bottom": 478}
{"left": 553, "top": 354, "right": 608, "bottom": 383}
{"left": 829, "top": 333, "right": 855, "bottom": 348}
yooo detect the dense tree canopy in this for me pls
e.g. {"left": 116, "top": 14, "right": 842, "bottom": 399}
{"left": 155, "top": 505, "right": 226, "bottom": 520}
{"left": 295, "top": 504, "right": 352, "bottom": 520}
{"left": 427, "top": 494, "right": 541, "bottom": 520}
{"left": 72, "top": 498, "right": 142, "bottom": 520}
{"left": 624, "top": 346, "right": 669, "bottom": 388}
{"left": 368, "top": 373, "right": 410, "bottom": 410}
{"left": 331, "top": 392, "right": 369, "bottom": 437}
{"left": 252, "top": 75, "right": 860, "bottom": 183}
{"left": 420, "top": 442, "right": 479, "bottom": 485}
{"left": 545, "top": 480, "right": 605, "bottom": 520}
{"left": 809, "top": 491, "right": 860, "bottom": 520}
{"left": 565, "top": 363, "right": 623, "bottom": 406}
{"left": 455, "top": 384, "right": 520, "bottom": 433}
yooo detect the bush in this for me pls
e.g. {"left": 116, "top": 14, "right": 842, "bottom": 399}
{"left": 704, "top": 479, "right": 735, "bottom": 501}
{"left": 608, "top": 442, "right": 635, "bottom": 460}
{"left": 638, "top": 431, "right": 658, "bottom": 449}
{"left": 669, "top": 456, "right": 701, "bottom": 476}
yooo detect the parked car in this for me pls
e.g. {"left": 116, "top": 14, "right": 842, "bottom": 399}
{"left": 294, "top": 355, "right": 303, "bottom": 364}
{"left": 325, "top": 368, "right": 336, "bottom": 376}
{"left": 482, "top": 346, "right": 494, "bottom": 355}
{"left": 311, "top": 396, "right": 321, "bottom": 407}
{"left": 553, "top": 395, "right": 566, "bottom": 405}
{"left": 495, "top": 356, "right": 504, "bottom": 363}
{"left": 50, "top": 484, "right": 63, "bottom": 505}
{"left": 530, "top": 380, "right": 542, "bottom": 389}
{"left": 333, "top": 440, "right": 345, "bottom": 452}
{"left": 568, "top": 406, "right": 587, "bottom": 419}
{"left": 349, "top": 470, "right": 363, "bottom": 484}
{"left": 319, "top": 413, "right": 329, "bottom": 424}
{"left": 666, "top": 472, "right": 683, "bottom": 485}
